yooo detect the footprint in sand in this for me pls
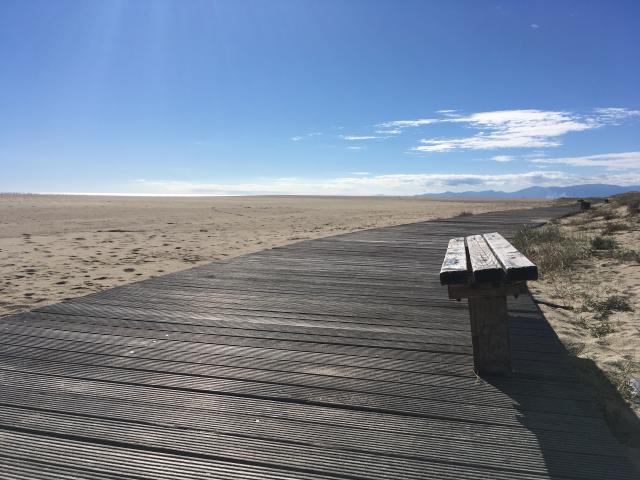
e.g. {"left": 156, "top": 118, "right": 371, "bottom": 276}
{"left": 123, "top": 268, "right": 135, "bottom": 273}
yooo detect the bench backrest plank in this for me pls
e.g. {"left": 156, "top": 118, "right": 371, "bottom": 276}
{"left": 466, "top": 234, "right": 504, "bottom": 283}
{"left": 483, "top": 232, "right": 538, "bottom": 281}
{"left": 439, "top": 237, "right": 468, "bottom": 285}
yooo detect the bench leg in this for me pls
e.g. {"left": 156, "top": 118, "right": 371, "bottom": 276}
{"left": 467, "top": 295, "right": 511, "bottom": 376}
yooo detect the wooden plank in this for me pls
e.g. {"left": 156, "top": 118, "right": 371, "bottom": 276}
{"left": 483, "top": 232, "right": 538, "bottom": 281}
{"left": 0, "top": 429, "right": 566, "bottom": 480}
{"left": 439, "top": 237, "right": 468, "bottom": 285}
{"left": 0, "top": 405, "right": 621, "bottom": 480}
{"left": 0, "top": 430, "right": 338, "bottom": 480}
{"left": 465, "top": 234, "right": 504, "bottom": 282}
{"left": 1, "top": 384, "right": 615, "bottom": 456}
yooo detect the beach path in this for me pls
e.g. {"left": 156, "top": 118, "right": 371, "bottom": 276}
{"left": 0, "top": 204, "right": 636, "bottom": 479}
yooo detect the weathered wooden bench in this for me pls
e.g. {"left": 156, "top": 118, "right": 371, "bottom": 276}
{"left": 440, "top": 232, "right": 538, "bottom": 376}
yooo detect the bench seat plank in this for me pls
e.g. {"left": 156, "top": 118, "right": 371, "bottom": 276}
{"left": 483, "top": 232, "right": 538, "bottom": 281}
{"left": 466, "top": 234, "right": 504, "bottom": 283}
{"left": 439, "top": 237, "right": 468, "bottom": 285}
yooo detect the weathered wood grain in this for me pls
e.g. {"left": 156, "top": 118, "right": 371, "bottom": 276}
{"left": 439, "top": 237, "right": 468, "bottom": 285}
{"left": 483, "top": 232, "right": 538, "bottom": 281}
{"left": 465, "top": 234, "right": 504, "bottom": 282}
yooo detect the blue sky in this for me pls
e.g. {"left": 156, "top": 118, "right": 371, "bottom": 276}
{"left": 1, "top": 0, "right": 639, "bottom": 195}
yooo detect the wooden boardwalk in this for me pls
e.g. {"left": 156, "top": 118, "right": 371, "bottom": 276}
{"left": 0, "top": 205, "right": 636, "bottom": 479}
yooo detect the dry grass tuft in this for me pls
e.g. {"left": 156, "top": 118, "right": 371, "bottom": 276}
{"left": 581, "top": 293, "right": 633, "bottom": 320}
{"left": 603, "top": 222, "right": 629, "bottom": 234}
{"left": 512, "top": 225, "right": 590, "bottom": 275}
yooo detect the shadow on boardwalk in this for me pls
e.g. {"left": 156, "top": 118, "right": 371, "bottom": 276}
{"left": 480, "top": 301, "right": 640, "bottom": 479}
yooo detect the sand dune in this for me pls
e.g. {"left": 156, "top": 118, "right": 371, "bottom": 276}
{"left": 0, "top": 194, "right": 549, "bottom": 317}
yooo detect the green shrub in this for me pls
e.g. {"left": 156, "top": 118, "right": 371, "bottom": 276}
{"left": 591, "top": 236, "right": 616, "bottom": 250}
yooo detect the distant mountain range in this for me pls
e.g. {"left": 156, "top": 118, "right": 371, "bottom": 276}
{"left": 420, "top": 184, "right": 640, "bottom": 199}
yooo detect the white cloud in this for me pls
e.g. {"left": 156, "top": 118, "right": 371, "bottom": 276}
{"left": 291, "top": 132, "right": 323, "bottom": 142}
{"left": 127, "top": 169, "right": 640, "bottom": 196}
{"left": 492, "top": 155, "right": 514, "bottom": 162}
{"left": 375, "top": 129, "right": 402, "bottom": 135}
{"left": 530, "top": 23, "right": 539, "bottom": 29}
{"left": 593, "top": 107, "right": 640, "bottom": 123}
{"left": 377, "top": 118, "right": 438, "bottom": 129}
{"left": 411, "top": 108, "right": 639, "bottom": 153}
{"left": 341, "top": 135, "right": 382, "bottom": 141}
{"left": 531, "top": 151, "right": 640, "bottom": 170}
{"left": 347, "top": 146, "right": 364, "bottom": 150}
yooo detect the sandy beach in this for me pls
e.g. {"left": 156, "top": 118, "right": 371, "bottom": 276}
{"left": 0, "top": 194, "right": 548, "bottom": 317}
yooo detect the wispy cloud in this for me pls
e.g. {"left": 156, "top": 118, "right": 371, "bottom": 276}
{"left": 492, "top": 155, "right": 514, "bottom": 162}
{"left": 377, "top": 118, "right": 438, "bottom": 129}
{"left": 291, "top": 132, "right": 323, "bottom": 142}
{"left": 347, "top": 146, "right": 364, "bottom": 150}
{"left": 296, "top": 108, "right": 638, "bottom": 152}
{"left": 530, "top": 151, "right": 640, "bottom": 170}
{"left": 411, "top": 108, "right": 639, "bottom": 152}
{"left": 593, "top": 107, "right": 640, "bottom": 123}
{"left": 340, "top": 135, "right": 383, "bottom": 140}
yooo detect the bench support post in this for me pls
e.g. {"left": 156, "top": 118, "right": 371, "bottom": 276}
{"left": 468, "top": 295, "right": 511, "bottom": 376}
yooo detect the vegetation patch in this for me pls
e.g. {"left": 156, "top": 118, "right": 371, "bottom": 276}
{"left": 602, "top": 222, "right": 628, "bottom": 234}
{"left": 512, "top": 225, "right": 590, "bottom": 275}
{"left": 581, "top": 293, "right": 633, "bottom": 320}
{"left": 591, "top": 235, "right": 617, "bottom": 251}
{"left": 576, "top": 315, "right": 616, "bottom": 338}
